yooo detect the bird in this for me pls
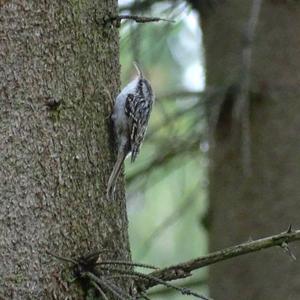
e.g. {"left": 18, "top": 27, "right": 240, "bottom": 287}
{"left": 107, "top": 63, "right": 155, "bottom": 199}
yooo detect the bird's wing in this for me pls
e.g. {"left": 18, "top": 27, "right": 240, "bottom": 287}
{"left": 125, "top": 81, "right": 153, "bottom": 162}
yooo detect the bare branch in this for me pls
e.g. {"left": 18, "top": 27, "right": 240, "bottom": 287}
{"left": 139, "top": 291, "right": 151, "bottom": 300}
{"left": 98, "top": 266, "right": 210, "bottom": 300}
{"left": 281, "top": 241, "right": 297, "bottom": 261}
{"left": 91, "top": 281, "right": 109, "bottom": 300}
{"left": 96, "top": 260, "right": 158, "bottom": 270}
{"left": 84, "top": 272, "right": 130, "bottom": 300}
{"left": 46, "top": 250, "right": 77, "bottom": 265}
{"left": 110, "top": 15, "right": 175, "bottom": 24}
{"left": 47, "top": 229, "right": 300, "bottom": 299}
{"left": 148, "top": 277, "right": 206, "bottom": 298}
{"left": 47, "top": 250, "right": 205, "bottom": 299}
{"left": 135, "top": 228, "right": 300, "bottom": 290}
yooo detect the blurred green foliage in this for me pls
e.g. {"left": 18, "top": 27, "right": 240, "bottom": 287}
{"left": 119, "top": 2, "right": 209, "bottom": 299}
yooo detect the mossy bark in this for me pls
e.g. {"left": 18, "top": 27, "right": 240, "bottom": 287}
{"left": 198, "top": 1, "right": 300, "bottom": 299}
{"left": 0, "top": 1, "right": 131, "bottom": 299}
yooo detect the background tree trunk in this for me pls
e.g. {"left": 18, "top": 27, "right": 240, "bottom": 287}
{"left": 0, "top": 1, "right": 131, "bottom": 299}
{"left": 196, "top": 1, "right": 300, "bottom": 299}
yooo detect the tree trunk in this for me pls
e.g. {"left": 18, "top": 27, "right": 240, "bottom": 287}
{"left": 198, "top": 1, "right": 300, "bottom": 299}
{"left": 0, "top": 1, "right": 131, "bottom": 299}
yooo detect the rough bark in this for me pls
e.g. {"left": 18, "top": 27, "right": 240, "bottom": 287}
{"left": 198, "top": 0, "right": 300, "bottom": 299}
{"left": 0, "top": 1, "right": 131, "bottom": 299}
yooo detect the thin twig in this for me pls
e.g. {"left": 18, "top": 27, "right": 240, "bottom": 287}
{"left": 84, "top": 272, "right": 130, "bottom": 300}
{"left": 96, "top": 260, "right": 158, "bottom": 270}
{"left": 281, "top": 242, "right": 297, "bottom": 261}
{"left": 91, "top": 281, "right": 109, "bottom": 300}
{"left": 46, "top": 250, "right": 77, "bottom": 265}
{"left": 100, "top": 278, "right": 132, "bottom": 300}
{"left": 111, "top": 15, "right": 175, "bottom": 24}
{"left": 148, "top": 277, "right": 207, "bottom": 297}
{"left": 139, "top": 292, "right": 151, "bottom": 300}
{"left": 135, "top": 228, "right": 300, "bottom": 290}
{"left": 130, "top": 271, "right": 209, "bottom": 300}
{"left": 104, "top": 274, "right": 139, "bottom": 280}
{"left": 98, "top": 267, "right": 209, "bottom": 300}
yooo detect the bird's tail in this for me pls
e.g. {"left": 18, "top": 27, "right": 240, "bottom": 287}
{"left": 106, "top": 152, "right": 126, "bottom": 200}
{"left": 133, "top": 61, "right": 143, "bottom": 78}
